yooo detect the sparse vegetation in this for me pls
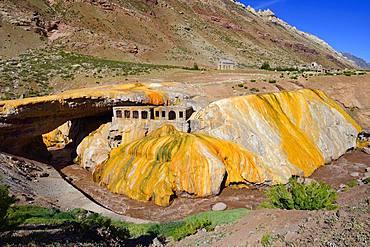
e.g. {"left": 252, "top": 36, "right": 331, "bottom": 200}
{"left": 260, "top": 177, "right": 338, "bottom": 210}
{"left": 261, "top": 233, "right": 274, "bottom": 247}
{"left": 113, "top": 208, "right": 248, "bottom": 240}
{"left": 261, "top": 62, "right": 271, "bottom": 70}
{"left": 0, "top": 183, "right": 15, "bottom": 228}
{"left": 0, "top": 49, "right": 185, "bottom": 100}
{"left": 346, "top": 179, "right": 358, "bottom": 188}
{"left": 250, "top": 88, "right": 260, "bottom": 93}
{"left": 1, "top": 201, "right": 248, "bottom": 243}
{"left": 268, "top": 79, "right": 277, "bottom": 84}
{"left": 251, "top": 79, "right": 256, "bottom": 82}
{"left": 343, "top": 71, "right": 356, "bottom": 76}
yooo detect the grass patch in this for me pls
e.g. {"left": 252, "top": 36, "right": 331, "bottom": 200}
{"left": 113, "top": 208, "right": 248, "bottom": 241}
{"left": 6, "top": 205, "right": 77, "bottom": 227}
{"left": 260, "top": 177, "right": 338, "bottom": 210}
{"left": 261, "top": 233, "right": 274, "bottom": 247}
{"left": 3, "top": 203, "right": 248, "bottom": 242}
{"left": 346, "top": 179, "right": 358, "bottom": 188}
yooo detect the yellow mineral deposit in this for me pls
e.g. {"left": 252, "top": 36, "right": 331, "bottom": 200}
{"left": 42, "top": 121, "right": 72, "bottom": 149}
{"left": 92, "top": 89, "right": 362, "bottom": 206}
{"left": 93, "top": 125, "right": 268, "bottom": 206}
{"left": 0, "top": 83, "right": 167, "bottom": 113}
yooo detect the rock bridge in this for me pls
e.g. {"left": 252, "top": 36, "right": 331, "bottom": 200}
{"left": 0, "top": 83, "right": 170, "bottom": 159}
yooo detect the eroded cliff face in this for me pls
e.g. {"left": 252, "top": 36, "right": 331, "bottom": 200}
{"left": 91, "top": 89, "right": 362, "bottom": 206}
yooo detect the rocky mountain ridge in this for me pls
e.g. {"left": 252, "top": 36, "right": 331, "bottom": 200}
{"left": 0, "top": 0, "right": 355, "bottom": 69}
{"left": 341, "top": 52, "right": 370, "bottom": 70}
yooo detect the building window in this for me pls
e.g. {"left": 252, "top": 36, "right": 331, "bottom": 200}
{"left": 155, "top": 111, "right": 160, "bottom": 118}
{"left": 169, "top": 111, "right": 176, "bottom": 120}
{"left": 114, "top": 135, "right": 122, "bottom": 141}
{"left": 162, "top": 111, "right": 166, "bottom": 118}
{"left": 179, "top": 111, "right": 184, "bottom": 118}
{"left": 133, "top": 111, "right": 139, "bottom": 119}
{"left": 116, "top": 110, "right": 122, "bottom": 118}
{"left": 124, "top": 110, "right": 130, "bottom": 119}
{"left": 141, "top": 111, "right": 148, "bottom": 119}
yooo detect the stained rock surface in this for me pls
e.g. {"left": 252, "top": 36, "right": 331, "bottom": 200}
{"left": 93, "top": 125, "right": 268, "bottom": 206}
{"left": 92, "top": 89, "right": 361, "bottom": 206}
{"left": 191, "top": 89, "right": 361, "bottom": 177}
{"left": 0, "top": 83, "right": 168, "bottom": 156}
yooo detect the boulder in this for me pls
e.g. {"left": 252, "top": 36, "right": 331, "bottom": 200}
{"left": 350, "top": 172, "right": 360, "bottom": 177}
{"left": 76, "top": 123, "right": 112, "bottom": 171}
{"left": 93, "top": 125, "right": 269, "bottom": 206}
{"left": 212, "top": 202, "right": 228, "bottom": 211}
{"left": 191, "top": 89, "right": 361, "bottom": 182}
{"left": 42, "top": 121, "right": 72, "bottom": 149}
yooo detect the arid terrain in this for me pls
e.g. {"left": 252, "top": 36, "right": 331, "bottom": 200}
{"left": 1, "top": 68, "right": 369, "bottom": 246}
{"left": 1, "top": 0, "right": 370, "bottom": 246}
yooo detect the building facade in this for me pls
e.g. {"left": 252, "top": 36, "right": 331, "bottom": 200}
{"left": 109, "top": 105, "right": 194, "bottom": 147}
{"left": 218, "top": 59, "right": 237, "bottom": 70}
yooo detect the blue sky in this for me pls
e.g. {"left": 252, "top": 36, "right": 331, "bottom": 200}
{"left": 240, "top": 0, "right": 370, "bottom": 62}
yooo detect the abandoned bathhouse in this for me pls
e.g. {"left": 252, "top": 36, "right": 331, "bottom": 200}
{"left": 109, "top": 105, "right": 194, "bottom": 147}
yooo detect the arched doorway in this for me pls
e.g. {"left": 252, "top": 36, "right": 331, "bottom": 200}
{"left": 169, "top": 111, "right": 176, "bottom": 120}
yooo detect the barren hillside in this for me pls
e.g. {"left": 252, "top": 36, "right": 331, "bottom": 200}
{"left": 1, "top": 0, "right": 355, "bottom": 69}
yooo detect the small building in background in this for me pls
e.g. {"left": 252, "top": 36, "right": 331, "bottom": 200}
{"left": 298, "top": 62, "right": 324, "bottom": 72}
{"left": 218, "top": 59, "right": 237, "bottom": 70}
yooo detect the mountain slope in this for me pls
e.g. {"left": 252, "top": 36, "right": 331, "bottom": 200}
{"left": 1, "top": 0, "right": 354, "bottom": 69}
{"left": 341, "top": 52, "right": 370, "bottom": 70}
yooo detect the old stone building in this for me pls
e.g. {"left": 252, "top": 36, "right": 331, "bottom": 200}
{"left": 298, "top": 62, "right": 324, "bottom": 72}
{"left": 109, "top": 105, "right": 194, "bottom": 147}
{"left": 218, "top": 59, "right": 237, "bottom": 70}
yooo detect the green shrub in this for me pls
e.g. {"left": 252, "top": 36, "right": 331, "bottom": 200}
{"left": 251, "top": 79, "right": 256, "bottom": 82}
{"left": 0, "top": 184, "right": 15, "bottom": 228}
{"left": 238, "top": 83, "right": 244, "bottom": 87}
{"left": 346, "top": 179, "right": 358, "bottom": 188}
{"left": 169, "top": 217, "right": 212, "bottom": 241}
{"left": 260, "top": 178, "right": 338, "bottom": 210}
{"left": 192, "top": 63, "right": 199, "bottom": 70}
{"left": 261, "top": 233, "right": 274, "bottom": 247}
{"left": 268, "top": 80, "right": 277, "bottom": 84}
{"left": 261, "top": 62, "right": 271, "bottom": 70}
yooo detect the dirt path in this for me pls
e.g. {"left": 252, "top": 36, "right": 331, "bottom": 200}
{"left": 0, "top": 152, "right": 152, "bottom": 224}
